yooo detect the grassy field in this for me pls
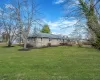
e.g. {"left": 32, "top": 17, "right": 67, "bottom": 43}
{"left": 0, "top": 45, "right": 100, "bottom": 80}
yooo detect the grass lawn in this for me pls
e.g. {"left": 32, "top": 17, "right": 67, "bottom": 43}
{"left": 0, "top": 45, "right": 100, "bottom": 80}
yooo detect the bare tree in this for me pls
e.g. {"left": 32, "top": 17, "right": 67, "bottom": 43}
{"left": 69, "top": 24, "right": 85, "bottom": 47}
{"left": 64, "top": 0, "right": 100, "bottom": 48}
{"left": 0, "top": 4, "right": 19, "bottom": 47}
{"left": 15, "top": 0, "right": 40, "bottom": 49}
{"left": 0, "top": 8, "right": 3, "bottom": 36}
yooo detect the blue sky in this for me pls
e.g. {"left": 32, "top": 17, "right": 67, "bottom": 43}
{"left": 0, "top": 0, "right": 64, "bottom": 21}
{"left": 36, "top": 0, "right": 64, "bottom": 21}
{"left": 35, "top": 0, "right": 76, "bottom": 35}
{"left": 0, "top": 0, "right": 80, "bottom": 36}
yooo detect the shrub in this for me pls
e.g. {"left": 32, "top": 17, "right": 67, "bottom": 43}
{"left": 47, "top": 43, "right": 51, "bottom": 47}
{"left": 26, "top": 44, "right": 33, "bottom": 48}
{"left": 60, "top": 43, "right": 72, "bottom": 46}
{"left": 92, "top": 38, "right": 100, "bottom": 50}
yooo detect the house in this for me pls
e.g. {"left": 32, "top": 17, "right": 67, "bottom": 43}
{"left": 0, "top": 35, "right": 3, "bottom": 42}
{"left": 28, "top": 33, "right": 68, "bottom": 48}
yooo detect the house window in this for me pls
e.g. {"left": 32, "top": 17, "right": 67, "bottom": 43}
{"left": 28, "top": 39, "right": 29, "bottom": 41}
{"left": 33, "top": 38, "right": 35, "bottom": 41}
{"left": 41, "top": 38, "right": 42, "bottom": 41}
{"left": 49, "top": 38, "right": 51, "bottom": 41}
{"left": 63, "top": 39, "right": 64, "bottom": 43}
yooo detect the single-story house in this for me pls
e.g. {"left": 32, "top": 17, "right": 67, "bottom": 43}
{"left": 28, "top": 33, "right": 68, "bottom": 48}
{"left": 0, "top": 35, "right": 3, "bottom": 42}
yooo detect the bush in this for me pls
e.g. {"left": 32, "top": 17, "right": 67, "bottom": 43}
{"left": 26, "top": 44, "right": 33, "bottom": 48}
{"left": 60, "top": 43, "right": 72, "bottom": 46}
{"left": 82, "top": 42, "right": 92, "bottom": 45}
{"left": 92, "top": 38, "right": 100, "bottom": 50}
{"left": 47, "top": 43, "right": 51, "bottom": 47}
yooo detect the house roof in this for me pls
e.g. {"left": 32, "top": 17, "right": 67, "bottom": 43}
{"left": 28, "top": 33, "right": 68, "bottom": 39}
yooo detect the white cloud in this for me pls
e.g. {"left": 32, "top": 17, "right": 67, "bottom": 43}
{"left": 0, "top": 8, "right": 3, "bottom": 11}
{"left": 0, "top": 12, "right": 2, "bottom": 16}
{"left": 42, "top": 18, "right": 77, "bottom": 35}
{"left": 54, "top": 0, "right": 65, "bottom": 4}
{"left": 75, "top": 1, "right": 80, "bottom": 4}
{"left": 0, "top": 8, "right": 3, "bottom": 16}
{"left": 5, "top": 4, "right": 15, "bottom": 9}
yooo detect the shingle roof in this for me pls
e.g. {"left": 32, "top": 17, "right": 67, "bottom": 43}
{"left": 28, "top": 33, "right": 67, "bottom": 39}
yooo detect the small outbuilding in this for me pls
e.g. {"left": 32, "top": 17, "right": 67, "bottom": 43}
{"left": 28, "top": 33, "right": 68, "bottom": 48}
{"left": 0, "top": 35, "right": 3, "bottom": 42}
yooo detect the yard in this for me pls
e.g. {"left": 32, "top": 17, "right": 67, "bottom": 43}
{"left": 0, "top": 45, "right": 100, "bottom": 80}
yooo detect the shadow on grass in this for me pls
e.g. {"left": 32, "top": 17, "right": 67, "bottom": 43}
{"left": 2, "top": 46, "right": 15, "bottom": 48}
{"left": 18, "top": 48, "right": 31, "bottom": 51}
{"left": 18, "top": 46, "right": 59, "bottom": 51}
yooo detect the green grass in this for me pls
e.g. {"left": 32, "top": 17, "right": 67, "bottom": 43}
{"left": 0, "top": 45, "right": 100, "bottom": 80}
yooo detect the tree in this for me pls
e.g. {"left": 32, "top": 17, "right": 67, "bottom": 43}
{"left": 64, "top": 0, "right": 100, "bottom": 49}
{"left": 2, "top": 32, "right": 9, "bottom": 42}
{"left": 0, "top": 0, "right": 40, "bottom": 48}
{"left": 41, "top": 24, "right": 51, "bottom": 33}
{"left": 69, "top": 24, "right": 84, "bottom": 47}
{"left": 15, "top": 0, "right": 40, "bottom": 49}
{"left": 0, "top": 4, "right": 19, "bottom": 47}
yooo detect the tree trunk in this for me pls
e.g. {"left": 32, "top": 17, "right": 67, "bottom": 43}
{"left": 19, "top": 36, "right": 22, "bottom": 45}
{"left": 23, "top": 39, "right": 27, "bottom": 49}
{"left": 87, "top": 18, "right": 100, "bottom": 49}
{"left": 8, "top": 40, "right": 12, "bottom": 47}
